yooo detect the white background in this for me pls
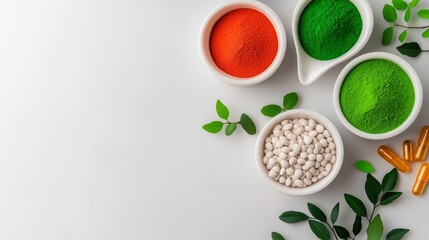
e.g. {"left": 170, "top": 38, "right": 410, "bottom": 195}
{"left": 0, "top": 0, "right": 429, "bottom": 239}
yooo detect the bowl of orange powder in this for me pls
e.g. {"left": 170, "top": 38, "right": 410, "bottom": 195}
{"left": 199, "top": 1, "right": 287, "bottom": 86}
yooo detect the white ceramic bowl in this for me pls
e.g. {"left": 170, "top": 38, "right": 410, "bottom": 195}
{"left": 255, "top": 109, "right": 344, "bottom": 195}
{"left": 333, "top": 52, "right": 423, "bottom": 140}
{"left": 292, "top": 0, "right": 373, "bottom": 85}
{"left": 199, "top": 1, "right": 287, "bottom": 86}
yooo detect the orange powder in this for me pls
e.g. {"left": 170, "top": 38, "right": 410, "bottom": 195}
{"left": 209, "top": 8, "right": 278, "bottom": 78}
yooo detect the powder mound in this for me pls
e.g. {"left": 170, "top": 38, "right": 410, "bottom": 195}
{"left": 339, "top": 59, "right": 415, "bottom": 134}
{"left": 209, "top": 8, "right": 278, "bottom": 78}
{"left": 298, "top": 0, "right": 362, "bottom": 61}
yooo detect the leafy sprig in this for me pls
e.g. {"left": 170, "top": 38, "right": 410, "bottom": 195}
{"left": 261, "top": 92, "right": 298, "bottom": 117}
{"left": 202, "top": 100, "right": 256, "bottom": 136}
{"left": 382, "top": 0, "right": 429, "bottom": 57}
{"left": 273, "top": 168, "right": 409, "bottom": 240}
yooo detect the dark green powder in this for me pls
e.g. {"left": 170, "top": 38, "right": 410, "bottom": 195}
{"left": 298, "top": 0, "right": 363, "bottom": 60}
{"left": 340, "top": 59, "right": 415, "bottom": 134}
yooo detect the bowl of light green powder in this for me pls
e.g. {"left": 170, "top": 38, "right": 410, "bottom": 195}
{"left": 333, "top": 52, "right": 423, "bottom": 140}
{"left": 292, "top": 0, "right": 373, "bottom": 85}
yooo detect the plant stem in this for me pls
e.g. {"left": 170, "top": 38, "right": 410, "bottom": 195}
{"left": 326, "top": 223, "right": 339, "bottom": 240}
{"left": 393, "top": 23, "right": 429, "bottom": 29}
{"left": 369, "top": 204, "right": 379, "bottom": 222}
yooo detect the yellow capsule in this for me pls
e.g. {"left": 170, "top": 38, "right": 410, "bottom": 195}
{"left": 377, "top": 146, "right": 410, "bottom": 173}
{"left": 403, "top": 140, "right": 414, "bottom": 163}
{"left": 412, "top": 163, "right": 429, "bottom": 196}
{"left": 415, "top": 126, "right": 429, "bottom": 162}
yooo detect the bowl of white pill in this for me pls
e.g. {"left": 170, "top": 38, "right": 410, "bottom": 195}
{"left": 255, "top": 109, "right": 344, "bottom": 195}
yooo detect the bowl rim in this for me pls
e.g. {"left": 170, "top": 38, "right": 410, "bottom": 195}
{"left": 292, "top": 0, "right": 374, "bottom": 85}
{"left": 255, "top": 109, "right": 344, "bottom": 195}
{"left": 333, "top": 52, "right": 423, "bottom": 140}
{"left": 198, "top": 0, "right": 287, "bottom": 86}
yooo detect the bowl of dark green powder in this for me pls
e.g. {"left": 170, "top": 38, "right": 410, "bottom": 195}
{"left": 333, "top": 52, "right": 423, "bottom": 140}
{"left": 292, "top": 0, "right": 373, "bottom": 85}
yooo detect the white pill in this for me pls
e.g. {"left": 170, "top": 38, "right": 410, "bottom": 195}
{"left": 281, "top": 120, "right": 289, "bottom": 126}
{"left": 304, "top": 178, "right": 312, "bottom": 186}
{"left": 326, "top": 163, "right": 332, "bottom": 172}
{"left": 301, "top": 145, "right": 308, "bottom": 152}
{"left": 269, "top": 169, "right": 277, "bottom": 178}
{"left": 318, "top": 173, "right": 324, "bottom": 179}
{"left": 275, "top": 141, "right": 283, "bottom": 148}
{"left": 309, "top": 131, "right": 318, "bottom": 137}
{"left": 316, "top": 124, "right": 324, "bottom": 133}
{"left": 271, "top": 137, "right": 279, "bottom": 144}
{"left": 279, "top": 176, "right": 286, "bottom": 183}
{"left": 327, "top": 137, "right": 333, "bottom": 143}
{"left": 319, "top": 167, "right": 325, "bottom": 172}
{"left": 298, "top": 139, "right": 304, "bottom": 145}
{"left": 294, "top": 127, "right": 305, "bottom": 135}
{"left": 307, "top": 148, "right": 313, "bottom": 154}
{"left": 294, "top": 179, "right": 304, "bottom": 187}
{"left": 274, "top": 129, "right": 283, "bottom": 137}
{"left": 308, "top": 154, "right": 316, "bottom": 161}
{"left": 289, "top": 152, "right": 297, "bottom": 157}
{"left": 293, "top": 119, "right": 299, "bottom": 124}
{"left": 305, "top": 171, "right": 313, "bottom": 179}
{"left": 292, "top": 144, "right": 301, "bottom": 152}
{"left": 312, "top": 177, "right": 319, "bottom": 183}
{"left": 280, "top": 160, "right": 288, "bottom": 168}
{"left": 331, "top": 156, "right": 336, "bottom": 164}
{"left": 322, "top": 171, "right": 329, "bottom": 176}
{"left": 287, "top": 134, "right": 297, "bottom": 140}
{"left": 263, "top": 157, "right": 269, "bottom": 164}
{"left": 298, "top": 158, "right": 306, "bottom": 165}
{"left": 316, "top": 154, "right": 323, "bottom": 162}
{"left": 309, "top": 167, "right": 316, "bottom": 174}
{"left": 274, "top": 124, "right": 282, "bottom": 130}
{"left": 328, "top": 142, "right": 336, "bottom": 150}
{"left": 272, "top": 165, "right": 280, "bottom": 172}
{"left": 265, "top": 143, "right": 273, "bottom": 150}
{"left": 265, "top": 137, "right": 271, "bottom": 143}
{"left": 284, "top": 123, "right": 293, "bottom": 130}
{"left": 315, "top": 143, "right": 322, "bottom": 151}
{"left": 317, "top": 134, "right": 324, "bottom": 140}
{"left": 320, "top": 139, "right": 328, "bottom": 147}
{"left": 273, "top": 149, "right": 281, "bottom": 155}
{"left": 286, "top": 168, "right": 294, "bottom": 176}
{"left": 305, "top": 161, "right": 315, "bottom": 168}
{"left": 302, "top": 165, "right": 310, "bottom": 171}
{"left": 300, "top": 152, "right": 308, "bottom": 159}
{"left": 325, "top": 148, "right": 330, "bottom": 154}
{"left": 279, "top": 152, "right": 287, "bottom": 159}
{"left": 274, "top": 175, "right": 280, "bottom": 180}
{"left": 300, "top": 119, "right": 309, "bottom": 126}
{"left": 294, "top": 169, "right": 303, "bottom": 178}
{"left": 281, "top": 147, "right": 290, "bottom": 153}
{"left": 305, "top": 126, "right": 313, "bottom": 132}
{"left": 321, "top": 160, "right": 327, "bottom": 167}
{"left": 331, "top": 150, "right": 336, "bottom": 155}
{"left": 325, "top": 153, "right": 333, "bottom": 161}
{"left": 304, "top": 136, "right": 313, "bottom": 145}
{"left": 315, "top": 162, "right": 321, "bottom": 168}
{"left": 266, "top": 151, "right": 273, "bottom": 158}
{"left": 285, "top": 178, "right": 292, "bottom": 186}
{"left": 309, "top": 119, "right": 316, "bottom": 127}
{"left": 323, "top": 130, "right": 331, "bottom": 138}
{"left": 280, "top": 168, "right": 286, "bottom": 176}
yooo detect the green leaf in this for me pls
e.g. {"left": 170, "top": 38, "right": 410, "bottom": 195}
{"left": 353, "top": 215, "right": 362, "bottom": 236}
{"left": 393, "top": 0, "right": 408, "bottom": 10}
{"left": 367, "top": 214, "right": 384, "bottom": 240}
{"left": 225, "top": 123, "right": 237, "bottom": 136}
{"left": 382, "top": 27, "right": 394, "bottom": 46}
{"left": 344, "top": 194, "right": 367, "bottom": 217}
{"left": 307, "top": 203, "right": 327, "bottom": 223}
{"left": 409, "top": 0, "right": 420, "bottom": 8}
{"left": 383, "top": 4, "right": 398, "bottom": 22}
{"left": 422, "top": 28, "right": 429, "bottom": 38}
{"left": 240, "top": 113, "right": 256, "bottom": 135}
{"left": 215, "top": 100, "right": 229, "bottom": 120}
{"left": 271, "top": 232, "right": 286, "bottom": 240}
{"left": 418, "top": 9, "right": 429, "bottom": 18}
{"left": 308, "top": 220, "right": 330, "bottom": 240}
{"left": 399, "top": 30, "right": 408, "bottom": 42}
{"left": 279, "top": 211, "right": 310, "bottom": 223}
{"left": 397, "top": 42, "right": 422, "bottom": 57}
{"left": 404, "top": 7, "right": 411, "bottom": 22}
{"left": 334, "top": 225, "right": 351, "bottom": 239}
{"left": 203, "top": 121, "right": 224, "bottom": 133}
{"left": 380, "top": 192, "right": 402, "bottom": 205}
{"left": 261, "top": 104, "right": 282, "bottom": 117}
{"left": 382, "top": 168, "right": 398, "bottom": 192}
{"left": 365, "top": 174, "right": 382, "bottom": 205}
{"left": 386, "top": 228, "right": 410, "bottom": 240}
{"left": 283, "top": 92, "right": 298, "bottom": 110}
{"left": 355, "top": 160, "right": 375, "bottom": 173}
{"left": 330, "top": 203, "right": 340, "bottom": 224}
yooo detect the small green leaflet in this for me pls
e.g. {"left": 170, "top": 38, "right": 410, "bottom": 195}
{"left": 307, "top": 203, "right": 327, "bottom": 223}
{"left": 279, "top": 211, "right": 309, "bottom": 223}
{"left": 380, "top": 192, "right": 402, "bottom": 205}
{"left": 283, "top": 92, "right": 298, "bottom": 110}
{"left": 367, "top": 214, "right": 384, "bottom": 240}
{"left": 422, "top": 28, "right": 429, "bottom": 38}
{"left": 404, "top": 7, "right": 411, "bottom": 22}
{"left": 382, "top": 27, "right": 394, "bottom": 45}
{"left": 261, "top": 104, "right": 282, "bottom": 117}
{"left": 308, "top": 220, "right": 330, "bottom": 240}
{"left": 330, "top": 203, "right": 340, "bottom": 224}
{"left": 203, "top": 121, "right": 223, "bottom": 133}
{"left": 353, "top": 215, "right": 362, "bottom": 236}
{"left": 383, "top": 4, "right": 398, "bottom": 22}
{"left": 334, "top": 225, "right": 351, "bottom": 239}
{"left": 365, "top": 174, "right": 382, "bottom": 205}
{"left": 356, "top": 160, "right": 375, "bottom": 173}
{"left": 397, "top": 42, "right": 422, "bottom": 57}
{"left": 418, "top": 9, "right": 429, "bottom": 18}
{"left": 344, "top": 194, "right": 367, "bottom": 217}
{"left": 240, "top": 113, "right": 256, "bottom": 135}
{"left": 393, "top": 0, "right": 407, "bottom": 10}
{"left": 216, "top": 100, "right": 229, "bottom": 120}
{"left": 225, "top": 123, "right": 237, "bottom": 136}
{"left": 399, "top": 30, "right": 408, "bottom": 42}
{"left": 382, "top": 168, "right": 398, "bottom": 192}
{"left": 271, "top": 232, "right": 286, "bottom": 240}
{"left": 386, "top": 228, "right": 409, "bottom": 240}
{"left": 409, "top": 0, "right": 420, "bottom": 8}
